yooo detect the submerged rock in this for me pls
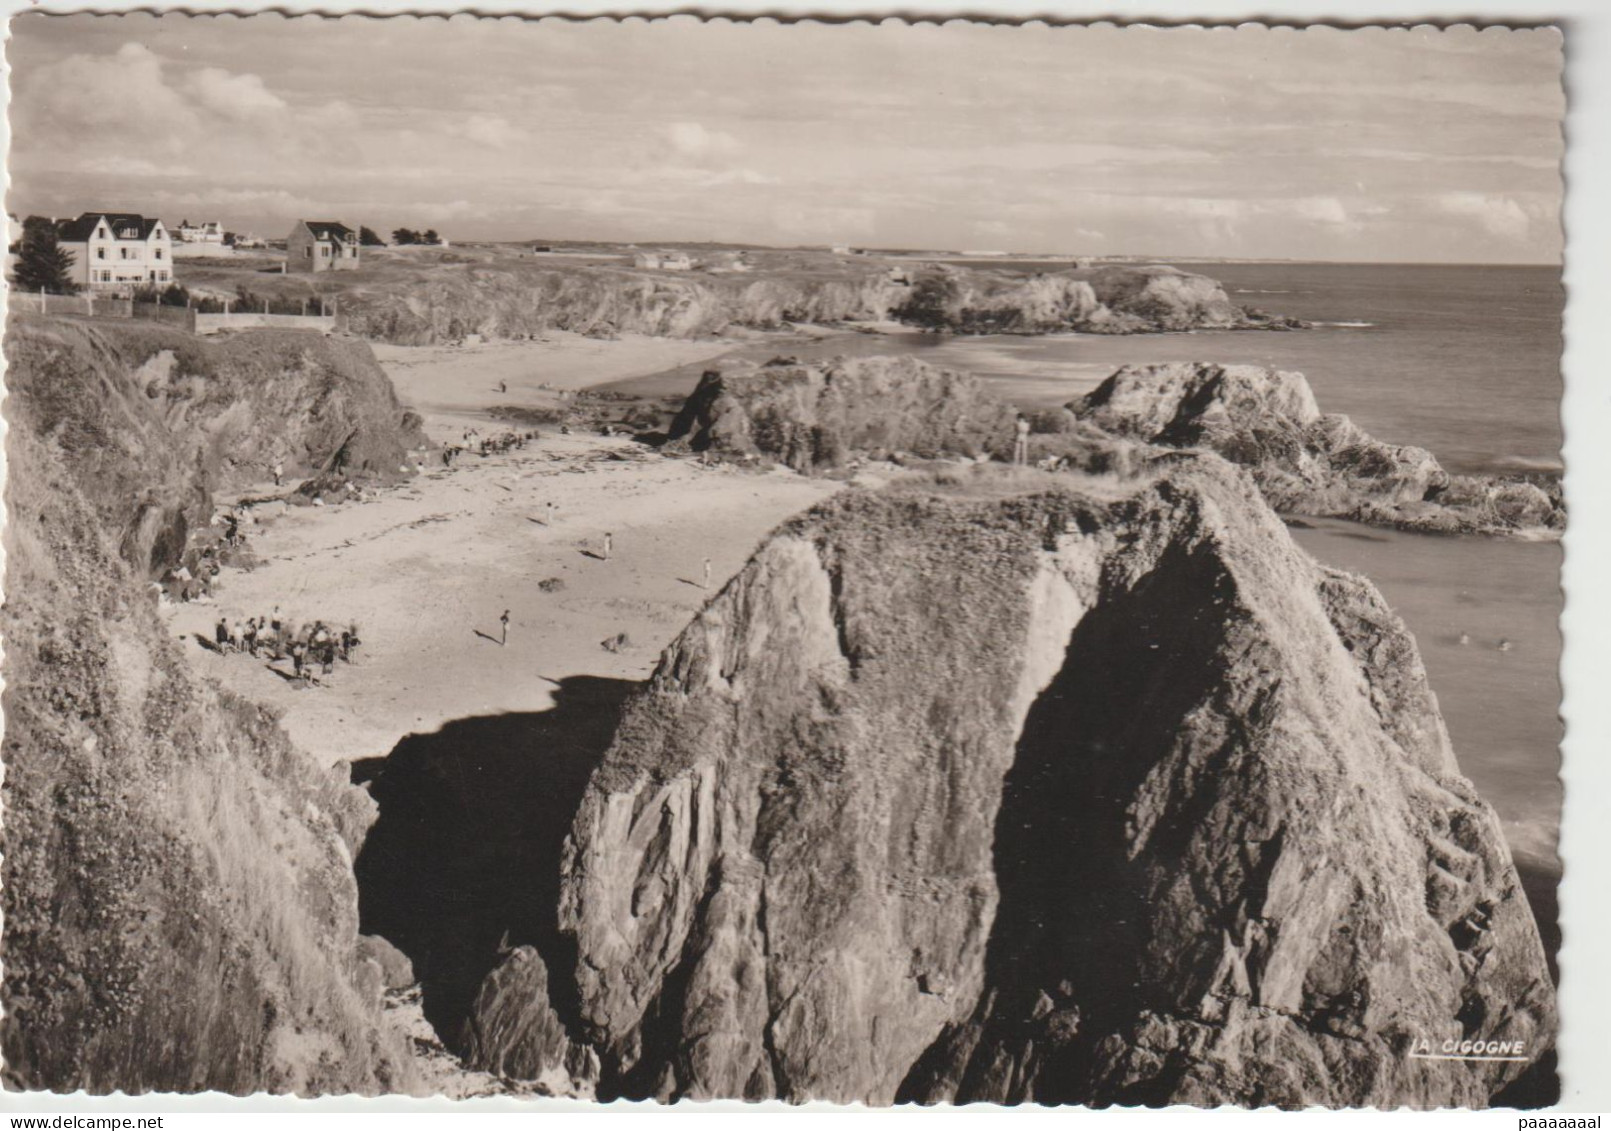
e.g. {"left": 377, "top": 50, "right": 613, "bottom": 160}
{"left": 664, "top": 355, "right": 1017, "bottom": 472}
{"left": 1068, "top": 363, "right": 1563, "bottom": 536}
{"left": 470, "top": 457, "right": 1554, "bottom": 1106}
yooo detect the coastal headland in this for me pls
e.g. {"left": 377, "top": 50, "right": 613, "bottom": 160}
{"left": 1, "top": 259, "right": 1560, "bottom": 1104}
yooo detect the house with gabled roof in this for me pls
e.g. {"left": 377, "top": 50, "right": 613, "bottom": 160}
{"left": 287, "top": 220, "right": 360, "bottom": 273}
{"left": 55, "top": 212, "right": 174, "bottom": 291}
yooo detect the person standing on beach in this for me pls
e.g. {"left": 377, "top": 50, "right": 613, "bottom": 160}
{"left": 703, "top": 558, "right": 712, "bottom": 590}
{"left": 273, "top": 461, "right": 284, "bottom": 487}
{"left": 500, "top": 609, "right": 511, "bottom": 646}
{"left": 1013, "top": 415, "right": 1031, "bottom": 466}
{"left": 603, "top": 532, "right": 613, "bottom": 561}
{"left": 546, "top": 500, "right": 556, "bottom": 525}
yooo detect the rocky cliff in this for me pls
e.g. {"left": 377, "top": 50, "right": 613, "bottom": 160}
{"left": 464, "top": 457, "right": 1554, "bottom": 1106}
{"left": 320, "top": 258, "right": 1290, "bottom": 345}
{"left": 1068, "top": 363, "right": 1563, "bottom": 536}
{"left": 4, "top": 317, "right": 426, "bottom": 577}
{"left": 663, "top": 354, "right": 1016, "bottom": 471}
{"left": 895, "top": 264, "right": 1301, "bottom": 335}
{"left": 2, "top": 316, "right": 423, "bottom": 1093}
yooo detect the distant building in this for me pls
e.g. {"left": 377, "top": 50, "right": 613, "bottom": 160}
{"left": 233, "top": 233, "right": 267, "bottom": 249}
{"left": 54, "top": 212, "right": 173, "bottom": 291}
{"left": 174, "top": 218, "right": 226, "bottom": 245}
{"left": 831, "top": 245, "right": 853, "bottom": 255}
{"left": 633, "top": 250, "right": 693, "bottom": 271}
{"left": 287, "top": 220, "right": 360, "bottom": 272}
{"left": 702, "top": 250, "right": 752, "bottom": 274}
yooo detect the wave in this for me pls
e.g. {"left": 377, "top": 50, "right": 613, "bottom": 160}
{"left": 1311, "top": 320, "right": 1376, "bottom": 328}
{"left": 1492, "top": 455, "right": 1564, "bottom": 475}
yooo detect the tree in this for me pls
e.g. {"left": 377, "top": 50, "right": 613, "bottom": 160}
{"left": 897, "top": 270, "right": 961, "bottom": 332}
{"left": 360, "top": 226, "right": 386, "bottom": 247}
{"left": 391, "top": 228, "right": 418, "bottom": 246}
{"left": 422, "top": 229, "right": 440, "bottom": 246}
{"left": 13, "top": 217, "right": 79, "bottom": 294}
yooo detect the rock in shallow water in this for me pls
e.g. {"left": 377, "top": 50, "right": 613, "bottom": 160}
{"left": 469, "top": 455, "right": 1554, "bottom": 1107}
{"left": 1067, "top": 362, "right": 1564, "bottom": 537}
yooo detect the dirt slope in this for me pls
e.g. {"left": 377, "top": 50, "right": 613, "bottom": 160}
{"left": 1, "top": 316, "right": 425, "bottom": 1093}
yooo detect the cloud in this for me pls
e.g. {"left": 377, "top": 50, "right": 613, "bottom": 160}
{"left": 185, "top": 67, "right": 286, "bottom": 120}
{"left": 1290, "top": 196, "right": 1350, "bottom": 225}
{"left": 465, "top": 114, "right": 521, "bottom": 150}
{"left": 21, "top": 42, "right": 197, "bottom": 138}
{"left": 665, "top": 121, "right": 739, "bottom": 159}
{"left": 1437, "top": 192, "right": 1533, "bottom": 240}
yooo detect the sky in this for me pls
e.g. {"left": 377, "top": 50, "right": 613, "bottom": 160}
{"left": 4, "top": 15, "right": 1565, "bottom": 262}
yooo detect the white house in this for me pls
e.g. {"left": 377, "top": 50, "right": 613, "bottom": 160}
{"left": 55, "top": 212, "right": 174, "bottom": 291}
{"left": 174, "top": 219, "right": 226, "bottom": 245}
{"left": 633, "top": 250, "right": 693, "bottom": 271}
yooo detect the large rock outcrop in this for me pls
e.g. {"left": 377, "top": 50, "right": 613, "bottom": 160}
{"left": 896, "top": 264, "right": 1300, "bottom": 335}
{"left": 310, "top": 254, "right": 1291, "bottom": 345}
{"left": 664, "top": 355, "right": 1016, "bottom": 472}
{"left": 2, "top": 315, "right": 423, "bottom": 1093}
{"left": 1068, "top": 363, "right": 1562, "bottom": 536}
{"left": 4, "top": 317, "right": 426, "bottom": 577}
{"left": 466, "top": 458, "right": 1554, "bottom": 1106}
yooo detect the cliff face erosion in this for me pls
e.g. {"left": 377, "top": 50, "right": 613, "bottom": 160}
{"left": 4, "top": 318, "right": 425, "bottom": 577}
{"left": 463, "top": 457, "right": 1555, "bottom": 1107}
{"left": 321, "top": 259, "right": 1288, "bottom": 345}
{"left": 1066, "top": 363, "right": 1563, "bottom": 536}
{"left": 2, "top": 317, "right": 423, "bottom": 1094}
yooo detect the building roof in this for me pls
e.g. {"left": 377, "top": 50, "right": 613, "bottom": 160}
{"left": 301, "top": 220, "right": 355, "bottom": 242}
{"left": 57, "top": 212, "right": 164, "bottom": 242}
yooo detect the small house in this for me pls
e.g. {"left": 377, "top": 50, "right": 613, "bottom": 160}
{"left": 633, "top": 250, "right": 692, "bottom": 271}
{"left": 175, "top": 219, "right": 226, "bottom": 245}
{"left": 55, "top": 212, "right": 174, "bottom": 291}
{"left": 287, "top": 220, "right": 360, "bottom": 273}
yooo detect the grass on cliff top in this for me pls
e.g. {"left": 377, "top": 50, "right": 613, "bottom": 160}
{"left": 173, "top": 244, "right": 897, "bottom": 303}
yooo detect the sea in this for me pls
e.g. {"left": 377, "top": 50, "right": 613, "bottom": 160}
{"left": 610, "top": 262, "right": 1566, "bottom": 958}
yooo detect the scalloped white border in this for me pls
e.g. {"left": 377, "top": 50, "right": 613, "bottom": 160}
{"left": 0, "top": 1, "right": 1604, "bottom": 1121}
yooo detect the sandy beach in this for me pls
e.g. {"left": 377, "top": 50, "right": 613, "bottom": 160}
{"left": 166, "top": 334, "right": 839, "bottom": 767}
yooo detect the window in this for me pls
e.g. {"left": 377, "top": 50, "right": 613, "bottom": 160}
{"left": 319, "top": 245, "right": 329, "bottom": 257}
{"left": 154, "top": 248, "right": 163, "bottom": 260}
{"left": 304, "top": 246, "right": 312, "bottom": 258}
{"left": 96, "top": 248, "right": 106, "bottom": 260}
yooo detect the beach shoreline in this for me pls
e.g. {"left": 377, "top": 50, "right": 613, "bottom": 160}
{"left": 164, "top": 331, "right": 842, "bottom": 768}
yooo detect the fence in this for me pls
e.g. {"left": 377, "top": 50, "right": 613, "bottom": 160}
{"left": 9, "top": 291, "right": 336, "bottom": 336}
{"left": 194, "top": 312, "right": 336, "bottom": 336}
{"left": 131, "top": 303, "right": 197, "bottom": 331}
{"left": 9, "top": 292, "right": 133, "bottom": 318}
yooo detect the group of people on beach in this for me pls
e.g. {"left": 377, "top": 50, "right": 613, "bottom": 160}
{"left": 441, "top": 428, "right": 540, "bottom": 466}
{"left": 212, "top": 610, "right": 362, "bottom": 686}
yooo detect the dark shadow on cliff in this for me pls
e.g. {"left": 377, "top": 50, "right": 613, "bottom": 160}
{"left": 1515, "top": 858, "right": 1560, "bottom": 986}
{"left": 900, "top": 538, "right": 1237, "bottom": 1107}
{"left": 350, "top": 675, "right": 637, "bottom": 1048}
